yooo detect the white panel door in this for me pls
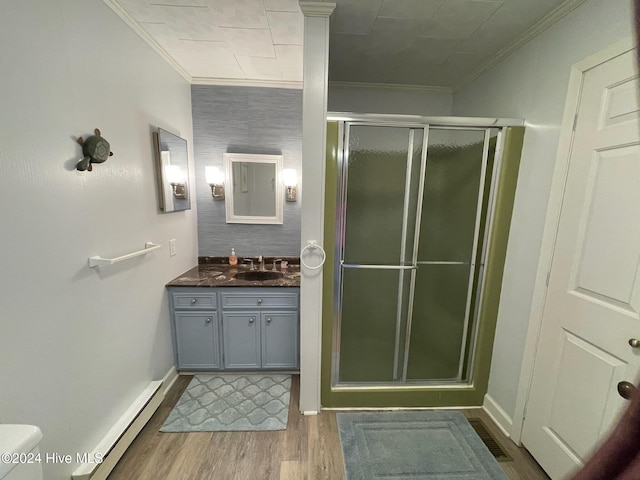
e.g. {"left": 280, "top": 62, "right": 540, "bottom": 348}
{"left": 521, "top": 49, "right": 640, "bottom": 479}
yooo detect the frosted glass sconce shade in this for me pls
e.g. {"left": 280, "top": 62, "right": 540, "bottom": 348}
{"left": 282, "top": 168, "right": 297, "bottom": 202}
{"left": 164, "top": 164, "right": 186, "bottom": 198}
{"left": 205, "top": 166, "right": 225, "bottom": 199}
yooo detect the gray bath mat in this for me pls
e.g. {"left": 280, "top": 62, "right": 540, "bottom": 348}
{"left": 337, "top": 410, "right": 509, "bottom": 480}
{"left": 161, "top": 374, "right": 291, "bottom": 432}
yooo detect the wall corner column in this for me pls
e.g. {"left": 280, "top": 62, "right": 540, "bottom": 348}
{"left": 299, "top": 0, "right": 335, "bottom": 414}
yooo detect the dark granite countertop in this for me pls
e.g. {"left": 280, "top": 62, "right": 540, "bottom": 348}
{"left": 166, "top": 257, "right": 300, "bottom": 288}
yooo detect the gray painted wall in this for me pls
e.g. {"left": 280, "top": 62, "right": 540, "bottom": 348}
{"left": 192, "top": 85, "right": 302, "bottom": 257}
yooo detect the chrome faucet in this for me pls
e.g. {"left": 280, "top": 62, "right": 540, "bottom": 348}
{"left": 242, "top": 258, "right": 254, "bottom": 270}
{"left": 258, "top": 255, "right": 265, "bottom": 271}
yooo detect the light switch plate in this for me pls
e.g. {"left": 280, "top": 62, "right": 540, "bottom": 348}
{"left": 169, "top": 239, "right": 177, "bottom": 256}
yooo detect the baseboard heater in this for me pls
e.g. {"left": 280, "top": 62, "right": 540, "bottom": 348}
{"left": 72, "top": 380, "right": 164, "bottom": 480}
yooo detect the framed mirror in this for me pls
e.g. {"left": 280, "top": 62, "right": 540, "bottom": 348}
{"left": 153, "top": 128, "right": 191, "bottom": 212}
{"left": 224, "top": 153, "right": 283, "bottom": 224}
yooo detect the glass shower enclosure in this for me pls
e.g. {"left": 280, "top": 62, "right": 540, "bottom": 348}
{"left": 327, "top": 115, "right": 519, "bottom": 401}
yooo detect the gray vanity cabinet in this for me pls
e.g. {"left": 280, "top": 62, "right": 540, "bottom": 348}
{"left": 175, "top": 313, "right": 221, "bottom": 369}
{"left": 222, "top": 312, "right": 261, "bottom": 369}
{"left": 261, "top": 313, "right": 298, "bottom": 368}
{"left": 169, "top": 289, "right": 221, "bottom": 370}
{"left": 221, "top": 290, "right": 299, "bottom": 370}
{"left": 168, "top": 287, "right": 299, "bottom": 371}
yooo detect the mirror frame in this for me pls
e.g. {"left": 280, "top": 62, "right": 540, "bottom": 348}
{"left": 224, "top": 153, "right": 283, "bottom": 224}
{"left": 153, "top": 128, "right": 191, "bottom": 213}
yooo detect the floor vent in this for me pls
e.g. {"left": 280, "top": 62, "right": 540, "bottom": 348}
{"left": 467, "top": 418, "right": 512, "bottom": 462}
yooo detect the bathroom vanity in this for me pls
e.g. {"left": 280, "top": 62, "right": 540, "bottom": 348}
{"left": 166, "top": 260, "right": 300, "bottom": 372}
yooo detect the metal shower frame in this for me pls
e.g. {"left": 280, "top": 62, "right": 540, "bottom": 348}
{"left": 327, "top": 112, "right": 523, "bottom": 390}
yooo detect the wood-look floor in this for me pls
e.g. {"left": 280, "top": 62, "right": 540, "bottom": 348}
{"left": 108, "top": 375, "right": 550, "bottom": 480}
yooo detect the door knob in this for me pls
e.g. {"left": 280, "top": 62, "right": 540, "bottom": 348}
{"left": 617, "top": 381, "right": 636, "bottom": 400}
{"left": 629, "top": 338, "right": 640, "bottom": 348}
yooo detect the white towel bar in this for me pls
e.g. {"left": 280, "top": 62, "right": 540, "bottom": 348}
{"left": 89, "top": 242, "right": 162, "bottom": 268}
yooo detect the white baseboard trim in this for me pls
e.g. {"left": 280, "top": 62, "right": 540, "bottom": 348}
{"left": 302, "top": 411, "right": 319, "bottom": 416}
{"left": 162, "top": 366, "right": 179, "bottom": 396}
{"left": 482, "top": 394, "right": 513, "bottom": 439}
{"left": 72, "top": 378, "right": 166, "bottom": 480}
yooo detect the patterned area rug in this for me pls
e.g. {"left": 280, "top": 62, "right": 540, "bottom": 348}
{"left": 337, "top": 410, "right": 509, "bottom": 480}
{"left": 161, "top": 374, "right": 291, "bottom": 432}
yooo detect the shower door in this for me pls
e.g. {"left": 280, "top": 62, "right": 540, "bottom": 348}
{"left": 334, "top": 123, "right": 493, "bottom": 387}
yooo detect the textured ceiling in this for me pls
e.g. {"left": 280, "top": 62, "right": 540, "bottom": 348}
{"left": 110, "top": 0, "right": 581, "bottom": 90}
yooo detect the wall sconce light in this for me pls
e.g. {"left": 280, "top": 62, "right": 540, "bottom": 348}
{"left": 283, "top": 168, "right": 297, "bottom": 202}
{"left": 205, "top": 166, "right": 225, "bottom": 199}
{"left": 164, "top": 164, "right": 187, "bottom": 198}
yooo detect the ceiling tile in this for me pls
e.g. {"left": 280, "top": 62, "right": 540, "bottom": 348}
{"left": 160, "top": 7, "right": 225, "bottom": 41}
{"left": 365, "top": 17, "right": 422, "bottom": 55}
{"left": 236, "top": 56, "right": 282, "bottom": 80}
{"left": 421, "top": 0, "right": 503, "bottom": 39}
{"left": 458, "top": 22, "right": 523, "bottom": 55}
{"left": 378, "top": 0, "right": 443, "bottom": 19}
{"left": 263, "top": 0, "right": 300, "bottom": 13}
{"left": 331, "top": 0, "right": 383, "bottom": 35}
{"left": 266, "top": 11, "right": 303, "bottom": 45}
{"left": 276, "top": 45, "right": 303, "bottom": 81}
{"left": 170, "top": 22, "right": 226, "bottom": 42}
{"left": 402, "top": 37, "right": 462, "bottom": 65}
{"left": 329, "top": 33, "right": 370, "bottom": 82}
{"left": 173, "top": 40, "right": 238, "bottom": 64}
{"left": 440, "top": 51, "right": 489, "bottom": 78}
{"left": 221, "top": 28, "right": 275, "bottom": 57}
{"left": 275, "top": 44, "right": 302, "bottom": 67}
{"left": 205, "top": 0, "right": 269, "bottom": 29}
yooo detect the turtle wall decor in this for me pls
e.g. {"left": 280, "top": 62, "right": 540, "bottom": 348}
{"left": 76, "top": 128, "right": 113, "bottom": 171}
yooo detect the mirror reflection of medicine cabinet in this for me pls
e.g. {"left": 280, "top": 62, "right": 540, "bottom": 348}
{"left": 153, "top": 128, "right": 191, "bottom": 213}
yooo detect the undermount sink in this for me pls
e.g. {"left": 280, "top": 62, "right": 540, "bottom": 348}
{"left": 234, "top": 270, "right": 285, "bottom": 281}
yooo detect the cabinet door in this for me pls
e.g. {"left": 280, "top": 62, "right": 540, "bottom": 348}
{"left": 175, "top": 313, "right": 220, "bottom": 369}
{"left": 223, "top": 313, "right": 261, "bottom": 369}
{"left": 261, "top": 312, "right": 299, "bottom": 369}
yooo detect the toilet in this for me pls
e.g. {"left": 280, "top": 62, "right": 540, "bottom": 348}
{"left": 0, "top": 425, "right": 43, "bottom": 480}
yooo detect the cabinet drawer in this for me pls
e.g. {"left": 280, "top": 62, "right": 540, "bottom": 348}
{"left": 172, "top": 291, "right": 217, "bottom": 310}
{"left": 221, "top": 292, "right": 298, "bottom": 309}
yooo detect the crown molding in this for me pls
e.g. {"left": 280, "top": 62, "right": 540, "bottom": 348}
{"left": 329, "top": 81, "right": 452, "bottom": 95}
{"left": 103, "top": 0, "right": 192, "bottom": 83}
{"left": 192, "top": 77, "right": 303, "bottom": 89}
{"left": 454, "top": 0, "right": 589, "bottom": 92}
{"left": 299, "top": 1, "right": 336, "bottom": 17}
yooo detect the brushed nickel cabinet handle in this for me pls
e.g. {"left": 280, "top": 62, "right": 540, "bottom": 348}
{"left": 191, "top": 298, "right": 197, "bottom": 304}
{"left": 249, "top": 318, "right": 255, "bottom": 324}
{"left": 629, "top": 338, "right": 640, "bottom": 348}
{"left": 205, "top": 318, "right": 211, "bottom": 324}
{"left": 266, "top": 317, "right": 272, "bottom": 324}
